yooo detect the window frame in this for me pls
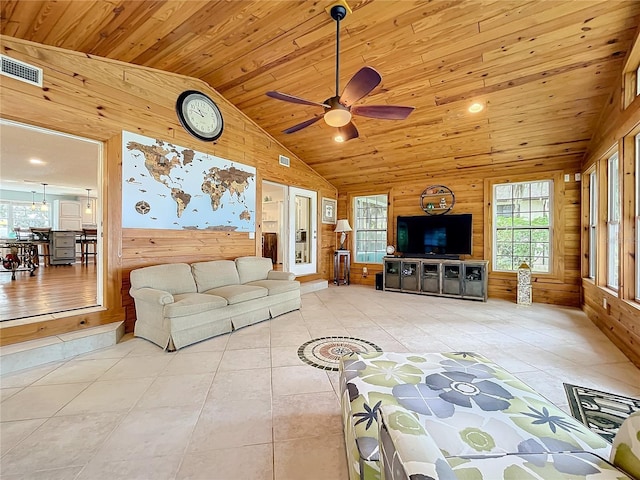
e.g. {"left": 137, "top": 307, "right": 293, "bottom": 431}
{"left": 606, "top": 152, "right": 620, "bottom": 291}
{"left": 588, "top": 170, "right": 597, "bottom": 280}
{"left": 352, "top": 193, "right": 389, "bottom": 264}
{"left": 0, "top": 199, "right": 51, "bottom": 238}
{"left": 622, "top": 33, "right": 640, "bottom": 109}
{"left": 485, "top": 171, "right": 564, "bottom": 284}
{"left": 491, "top": 179, "right": 553, "bottom": 274}
{"left": 636, "top": 133, "right": 640, "bottom": 301}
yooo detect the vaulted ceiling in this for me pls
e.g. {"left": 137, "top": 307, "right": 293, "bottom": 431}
{"left": 1, "top": 0, "right": 639, "bottom": 189}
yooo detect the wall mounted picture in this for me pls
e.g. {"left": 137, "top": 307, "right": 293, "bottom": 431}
{"left": 322, "top": 197, "right": 337, "bottom": 224}
{"left": 121, "top": 131, "right": 256, "bottom": 231}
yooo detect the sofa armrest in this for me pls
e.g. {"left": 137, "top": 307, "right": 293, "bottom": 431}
{"left": 267, "top": 270, "right": 295, "bottom": 281}
{"left": 377, "top": 405, "right": 456, "bottom": 480}
{"left": 129, "top": 287, "right": 174, "bottom": 305}
{"left": 611, "top": 411, "right": 640, "bottom": 479}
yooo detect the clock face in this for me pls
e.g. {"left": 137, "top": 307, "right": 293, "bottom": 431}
{"left": 386, "top": 245, "right": 395, "bottom": 255}
{"left": 176, "top": 90, "right": 224, "bottom": 141}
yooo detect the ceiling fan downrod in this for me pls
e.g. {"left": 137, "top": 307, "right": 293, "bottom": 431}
{"left": 330, "top": 5, "right": 347, "bottom": 98}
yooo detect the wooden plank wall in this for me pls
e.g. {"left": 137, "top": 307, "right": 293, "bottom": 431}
{"left": 581, "top": 36, "right": 640, "bottom": 367}
{"left": 338, "top": 152, "right": 583, "bottom": 307}
{"left": 0, "top": 35, "right": 336, "bottom": 344}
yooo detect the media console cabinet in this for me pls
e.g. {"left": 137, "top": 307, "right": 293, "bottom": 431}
{"left": 383, "top": 256, "right": 488, "bottom": 301}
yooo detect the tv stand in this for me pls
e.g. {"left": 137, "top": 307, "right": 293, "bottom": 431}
{"left": 383, "top": 256, "right": 488, "bottom": 302}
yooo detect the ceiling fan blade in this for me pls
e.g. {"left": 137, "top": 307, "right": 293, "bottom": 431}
{"left": 351, "top": 105, "right": 415, "bottom": 120}
{"left": 282, "top": 116, "right": 323, "bottom": 134}
{"left": 340, "top": 67, "right": 382, "bottom": 107}
{"left": 266, "top": 91, "right": 329, "bottom": 108}
{"left": 336, "top": 122, "right": 359, "bottom": 142}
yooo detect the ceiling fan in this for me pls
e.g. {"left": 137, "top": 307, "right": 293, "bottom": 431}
{"left": 266, "top": 4, "right": 415, "bottom": 142}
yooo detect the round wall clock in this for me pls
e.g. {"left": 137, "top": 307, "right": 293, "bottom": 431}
{"left": 176, "top": 90, "right": 224, "bottom": 142}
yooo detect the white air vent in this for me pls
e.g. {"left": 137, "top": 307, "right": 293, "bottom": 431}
{"left": 279, "top": 155, "right": 290, "bottom": 167}
{"left": 1, "top": 55, "right": 43, "bottom": 87}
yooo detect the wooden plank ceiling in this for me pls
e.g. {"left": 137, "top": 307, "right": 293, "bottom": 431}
{"left": 2, "top": 0, "right": 639, "bottom": 189}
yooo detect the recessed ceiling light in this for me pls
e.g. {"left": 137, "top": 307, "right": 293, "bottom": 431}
{"left": 334, "top": 135, "right": 344, "bottom": 143}
{"left": 30, "top": 158, "right": 44, "bottom": 164}
{"left": 468, "top": 103, "right": 484, "bottom": 113}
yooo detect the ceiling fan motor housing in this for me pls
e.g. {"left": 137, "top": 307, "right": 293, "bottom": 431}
{"left": 330, "top": 5, "right": 347, "bottom": 21}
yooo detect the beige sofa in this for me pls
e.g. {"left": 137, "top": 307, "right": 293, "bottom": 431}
{"left": 129, "top": 256, "right": 300, "bottom": 350}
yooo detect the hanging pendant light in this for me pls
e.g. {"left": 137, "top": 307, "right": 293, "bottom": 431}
{"left": 85, "top": 188, "right": 92, "bottom": 214}
{"left": 40, "top": 183, "right": 49, "bottom": 212}
{"left": 31, "top": 190, "right": 37, "bottom": 211}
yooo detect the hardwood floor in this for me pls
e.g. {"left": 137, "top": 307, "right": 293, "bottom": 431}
{"left": 0, "top": 261, "right": 98, "bottom": 321}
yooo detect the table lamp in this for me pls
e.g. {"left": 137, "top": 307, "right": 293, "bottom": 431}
{"left": 334, "top": 219, "right": 352, "bottom": 250}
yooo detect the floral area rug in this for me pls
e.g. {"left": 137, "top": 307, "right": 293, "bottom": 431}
{"left": 297, "top": 336, "right": 382, "bottom": 371}
{"left": 564, "top": 383, "right": 640, "bottom": 443}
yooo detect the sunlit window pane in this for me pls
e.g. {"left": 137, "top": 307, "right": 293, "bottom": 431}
{"left": 492, "top": 180, "right": 552, "bottom": 273}
{"left": 354, "top": 194, "right": 388, "bottom": 264}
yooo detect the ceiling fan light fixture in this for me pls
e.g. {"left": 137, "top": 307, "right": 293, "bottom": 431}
{"left": 324, "top": 108, "right": 352, "bottom": 127}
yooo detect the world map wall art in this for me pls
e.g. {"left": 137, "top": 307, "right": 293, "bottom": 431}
{"left": 121, "top": 131, "right": 256, "bottom": 232}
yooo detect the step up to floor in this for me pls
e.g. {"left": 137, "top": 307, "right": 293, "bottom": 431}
{"left": 0, "top": 321, "right": 125, "bottom": 376}
{"left": 301, "top": 279, "right": 328, "bottom": 295}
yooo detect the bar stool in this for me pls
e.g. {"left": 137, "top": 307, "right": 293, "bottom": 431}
{"left": 80, "top": 228, "right": 98, "bottom": 266}
{"left": 29, "top": 227, "right": 51, "bottom": 267}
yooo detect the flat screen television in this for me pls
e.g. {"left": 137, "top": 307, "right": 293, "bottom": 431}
{"left": 397, "top": 214, "right": 472, "bottom": 257}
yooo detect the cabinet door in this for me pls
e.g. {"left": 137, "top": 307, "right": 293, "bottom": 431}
{"left": 421, "top": 262, "right": 440, "bottom": 293}
{"left": 60, "top": 201, "right": 82, "bottom": 217}
{"left": 442, "top": 264, "right": 461, "bottom": 295}
{"left": 463, "top": 263, "right": 486, "bottom": 299}
{"left": 384, "top": 260, "right": 401, "bottom": 289}
{"left": 401, "top": 261, "right": 419, "bottom": 291}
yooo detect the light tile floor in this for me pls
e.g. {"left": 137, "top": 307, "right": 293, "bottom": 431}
{"left": 1, "top": 286, "right": 639, "bottom": 479}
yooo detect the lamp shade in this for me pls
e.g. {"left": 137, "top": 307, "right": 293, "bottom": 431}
{"left": 334, "top": 219, "right": 352, "bottom": 233}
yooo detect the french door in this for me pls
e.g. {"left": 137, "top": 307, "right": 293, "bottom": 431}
{"left": 288, "top": 186, "right": 317, "bottom": 276}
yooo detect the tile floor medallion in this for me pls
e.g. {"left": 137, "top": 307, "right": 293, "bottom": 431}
{"left": 297, "top": 336, "right": 382, "bottom": 371}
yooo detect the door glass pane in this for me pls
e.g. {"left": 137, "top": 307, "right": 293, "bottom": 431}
{"left": 295, "top": 195, "right": 310, "bottom": 264}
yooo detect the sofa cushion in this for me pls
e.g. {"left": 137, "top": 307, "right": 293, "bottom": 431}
{"left": 340, "top": 352, "right": 611, "bottom": 470}
{"left": 267, "top": 271, "right": 295, "bottom": 281}
{"left": 165, "top": 293, "right": 227, "bottom": 318}
{"left": 245, "top": 279, "right": 300, "bottom": 295}
{"left": 204, "top": 284, "right": 268, "bottom": 304}
{"left": 378, "top": 404, "right": 455, "bottom": 480}
{"left": 235, "top": 256, "right": 273, "bottom": 284}
{"left": 191, "top": 260, "right": 240, "bottom": 292}
{"left": 130, "top": 263, "right": 196, "bottom": 294}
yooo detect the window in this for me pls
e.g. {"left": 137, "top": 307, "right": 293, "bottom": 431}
{"left": 588, "top": 172, "right": 597, "bottom": 279}
{"left": 607, "top": 152, "right": 620, "bottom": 290}
{"left": 493, "top": 180, "right": 552, "bottom": 273}
{"left": 636, "top": 134, "right": 640, "bottom": 301}
{"left": 353, "top": 194, "right": 388, "bottom": 263}
{"left": 622, "top": 40, "right": 639, "bottom": 108}
{"left": 0, "top": 200, "right": 50, "bottom": 238}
